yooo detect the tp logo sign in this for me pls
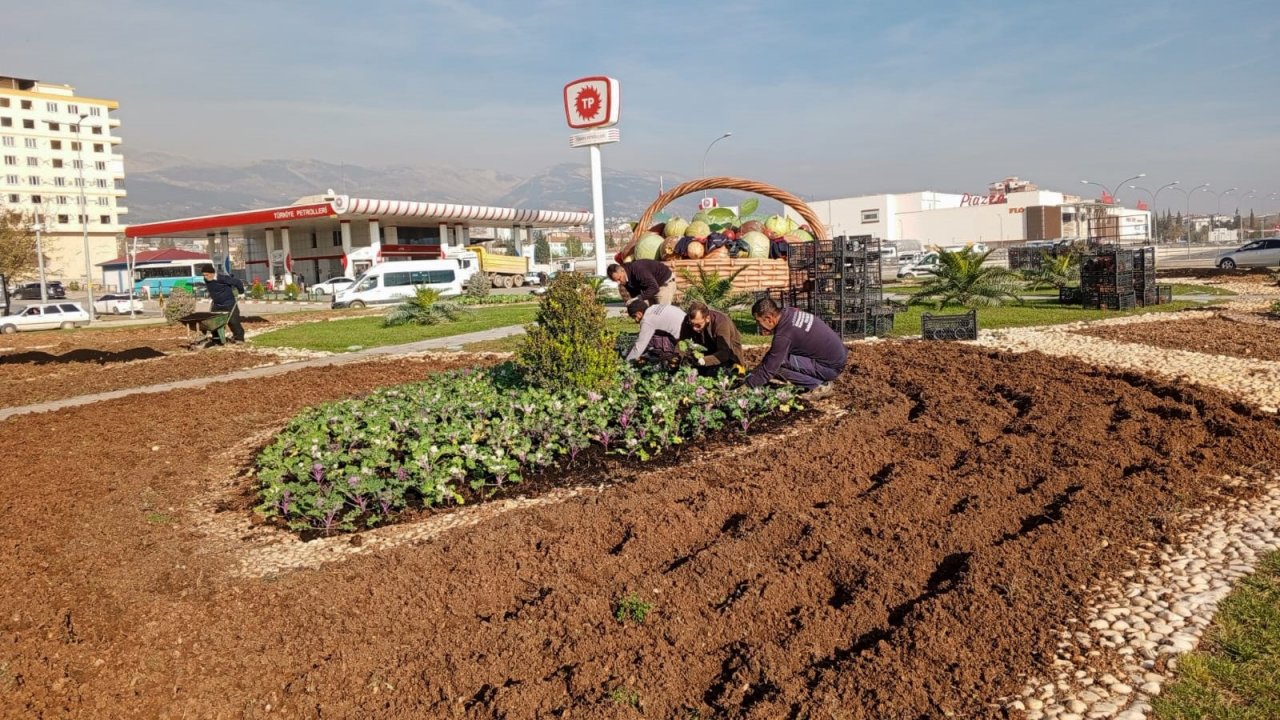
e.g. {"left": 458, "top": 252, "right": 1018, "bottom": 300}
{"left": 563, "top": 76, "right": 620, "bottom": 129}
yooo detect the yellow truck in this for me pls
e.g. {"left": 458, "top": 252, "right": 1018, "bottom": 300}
{"left": 466, "top": 245, "right": 530, "bottom": 288}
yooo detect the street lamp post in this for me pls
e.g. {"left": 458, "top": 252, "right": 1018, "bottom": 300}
{"left": 701, "top": 132, "right": 732, "bottom": 200}
{"left": 1129, "top": 180, "right": 1179, "bottom": 243}
{"left": 73, "top": 113, "right": 95, "bottom": 324}
{"left": 1236, "top": 190, "right": 1257, "bottom": 241}
{"left": 1080, "top": 173, "right": 1146, "bottom": 204}
{"left": 33, "top": 220, "right": 47, "bottom": 303}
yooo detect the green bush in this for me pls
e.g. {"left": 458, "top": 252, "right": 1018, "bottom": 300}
{"left": 1271, "top": 299, "right": 1280, "bottom": 316}
{"left": 284, "top": 283, "right": 300, "bottom": 300}
{"left": 162, "top": 287, "right": 197, "bottom": 325}
{"left": 456, "top": 294, "right": 534, "bottom": 306}
{"left": 67, "top": 280, "right": 81, "bottom": 292}
{"left": 250, "top": 280, "right": 266, "bottom": 300}
{"left": 464, "top": 271, "right": 490, "bottom": 299}
{"left": 516, "top": 273, "right": 621, "bottom": 393}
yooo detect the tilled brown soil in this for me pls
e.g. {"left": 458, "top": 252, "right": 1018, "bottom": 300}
{"left": 1076, "top": 313, "right": 1280, "bottom": 363}
{"left": 1, "top": 344, "right": 1278, "bottom": 718}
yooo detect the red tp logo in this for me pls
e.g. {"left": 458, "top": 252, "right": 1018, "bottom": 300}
{"left": 563, "top": 77, "right": 620, "bottom": 129}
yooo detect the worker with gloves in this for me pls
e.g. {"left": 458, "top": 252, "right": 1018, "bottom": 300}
{"left": 201, "top": 266, "right": 246, "bottom": 344}
{"left": 623, "top": 299, "right": 685, "bottom": 364}
{"left": 679, "top": 301, "right": 744, "bottom": 374}
{"left": 746, "top": 297, "right": 846, "bottom": 396}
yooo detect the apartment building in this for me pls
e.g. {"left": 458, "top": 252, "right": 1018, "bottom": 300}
{"left": 0, "top": 75, "right": 126, "bottom": 284}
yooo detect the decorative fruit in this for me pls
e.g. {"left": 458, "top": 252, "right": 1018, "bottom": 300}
{"left": 784, "top": 228, "right": 814, "bottom": 244}
{"left": 741, "top": 230, "right": 771, "bottom": 258}
{"left": 648, "top": 223, "right": 666, "bottom": 236}
{"left": 664, "top": 217, "right": 689, "bottom": 239}
{"left": 635, "top": 232, "right": 665, "bottom": 260}
{"left": 705, "top": 246, "right": 728, "bottom": 259}
{"left": 685, "top": 239, "right": 706, "bottom": 259}
{"left": 660, "top": 236, "right": 680, "bottom": 260}
{"left": 685, "top": 220, "right": 712, "bottom": 239}
{"left": 739, "top": 219, "right": 764, "bottom": 235}
{"left": 764, "top": 214, "right": 796, "bottom": 238}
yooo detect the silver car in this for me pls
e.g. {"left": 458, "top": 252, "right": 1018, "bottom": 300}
{"left": 1217, "top": 238, "right": 1280, "bottom": 269}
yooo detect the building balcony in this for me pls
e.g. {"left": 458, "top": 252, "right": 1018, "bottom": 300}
{"left": 108, "top": 118, "right": 121, "bottom": 128}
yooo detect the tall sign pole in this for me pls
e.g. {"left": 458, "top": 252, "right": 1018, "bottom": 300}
{"left": 563, "top": 76, "right": 620, "bottom": 277}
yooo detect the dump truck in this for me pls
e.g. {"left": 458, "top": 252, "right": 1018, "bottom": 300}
{"left": 466, "top": 245, "right": 530, "bottom": 288}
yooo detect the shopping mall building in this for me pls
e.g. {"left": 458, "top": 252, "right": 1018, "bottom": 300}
{"left": 791, "top": 177, "right": 1152, "bottom": 248}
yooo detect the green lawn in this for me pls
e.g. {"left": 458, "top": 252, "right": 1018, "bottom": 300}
{"left": 1154, "top": 551, "right": 1280, "bottom": 719}
{"left": 251, "top": 305, "right": 539, "bottom": 352}
{"left": 1018, "top": 284, "right": 1237, "bottom": 298}
{"left": 888, "top": 299, "right": 1210, "bottom": 337}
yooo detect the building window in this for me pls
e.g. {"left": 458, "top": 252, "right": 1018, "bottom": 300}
{"left": 54, "top": 177, "right": 65, "bottom": 187}
{"left": 333, "top": 230, "right": 341, "bottom": 246}
{"left": 66, "top": 104, "right": 78, "bottom": 114}
{"left": 91, "top": 127, "right": 101, "bottom": 135}
{"left": 93, "top": 143, "right": 104, "bottom": 152}
{"left": 95, "top": 179, "right": 107, "bottom": 188}
{"left": 97, "top": 197, "right": 108, "bottom": 205}
{"left": 0, "top": 98, "right": 8, "bottom": 108}
{"left": 70, "top": 141, "right": 81, "bottom": 151}
{"left": 47, "top": 122, "right": 60, "bottom": 131}
{"left": 56, "top": 196, "right": 67, "bottom": 204}
{"left": 861, "top": 209, "right": 880, "bottom": 223}
{"left": 46, "top": 102, "right": 58, "bottom": 113}
{"left": 72, "top": 159, "right": 82, "bottom": 169}
{"left": 0, "top": 136, "right": 11, "bottom": 147}
{"left": 94, "top": 161, "right": 105, "bottom": 171}
{"left": 25, "top": 157, "right": 37, "bottom": 167}
{"left": 51, "top": 140, "right": 62, "bottom": 150}
{"left": 22, "top": 119, "right": 34, "bottom": 129}
{"left": 310, "top": 232, "right": 318, "bottom": 249}
{"left": 57, "top": 214, "right": 68, "bottom": 223}
{"left": 100, "top": 215, "right": 110, "bottom": 224}
{"left": 6, "top": 193, "right": 17, "bottom": 203}
{"left": 20, "top": 100, "right": 31, "bottom": 110}
{"left": 0, "top": 118, "right": 10, "bottom": 127}
{"left": 28, "top": 175, "right": 39, "bottom": 186}
{"left": 23, "top": 137, "right": 36, "bottom": 149}
{"left": 89, "top": 107, "right": 101, "bottom": 117}
{"left": 2, "top": 155, "right": 14, "bottom": 166}
{"left": 5, "top": 174, "right": 16, "bottom": 184}
{"left": 30, "top": 194, "right": 41, "bottom": 204}
{"left": 53, "top": 159, "right": 63, "bottom": 168}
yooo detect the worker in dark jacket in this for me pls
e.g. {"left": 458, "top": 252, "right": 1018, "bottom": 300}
{"left": 679, "top": 301, "right": 744, "bottom": 373}
{"left": 746, "top": 297, "right": 847, "bottom": 395}
{"left": 201, "top": 267, "right": 246, "bottom": 343}
{"left": 608, "top": 259, "right": 676, "bottom": 306}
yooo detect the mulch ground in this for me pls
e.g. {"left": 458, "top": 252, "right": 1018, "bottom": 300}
{"left": 2, "top": 343, "right": 1279, "bottom": 718}
{"left": 1076, "top": 312, "right": 1280, "bottom": 363}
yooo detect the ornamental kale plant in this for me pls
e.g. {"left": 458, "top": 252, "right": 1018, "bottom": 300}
{"left": 255, "top": 363, "right": 799, "bottom": 534}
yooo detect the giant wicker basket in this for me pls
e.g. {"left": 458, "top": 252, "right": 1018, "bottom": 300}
{"left": 617, "top": 176, "right": 829, "bottom": 261}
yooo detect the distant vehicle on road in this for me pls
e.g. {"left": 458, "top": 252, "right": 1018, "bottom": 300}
{"left": 1216, "top": 238, "right": 1280, "bottom": 269}
{"left": 93, "top": 293, "right": 144, "bottom": 315}
{"left": 13, "top": 281, "right": 66, "bottom": 300}
{"left": 0, "top": 302, "right": 91, "bottom": 333}
{"left": 309, "top": 277, "right": 356, "bottom": 295}
{"left": 133, "top": 261, "right": 216, "bottom": 297}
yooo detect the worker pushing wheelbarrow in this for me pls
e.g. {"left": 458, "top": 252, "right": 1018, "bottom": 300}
{"left": 178, "top": 267, "right": 246, "bottom": 348}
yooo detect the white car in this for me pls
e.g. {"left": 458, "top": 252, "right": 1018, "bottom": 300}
{"left": 0, "top": 302, "right": 92, "bottom": 333}
{"left": 93, "top": 293, "right": 144, "bottom": 315}
{"left": 309, "top": 277, "right": 356, "bottom": 295}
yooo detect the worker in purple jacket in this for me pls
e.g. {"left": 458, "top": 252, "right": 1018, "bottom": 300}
{"left": 746, "top": 297, "right": 847, "bottom": 396}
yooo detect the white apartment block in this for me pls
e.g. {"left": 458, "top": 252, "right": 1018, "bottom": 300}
{"left": 0, "top": 75, "right": 126, "bottom": 284}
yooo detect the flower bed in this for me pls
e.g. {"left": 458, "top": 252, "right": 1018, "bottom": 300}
{"left": 255, "top": 364, "right": 799, "bottom": 533}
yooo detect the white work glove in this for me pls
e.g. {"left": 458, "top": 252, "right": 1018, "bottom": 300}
{"left": 696, "top": 357, "right": 705, "bottom": 366}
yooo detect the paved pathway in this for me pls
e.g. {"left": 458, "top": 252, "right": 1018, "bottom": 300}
{"left": 0, "top": 323, "right": 531, "bottom": 422}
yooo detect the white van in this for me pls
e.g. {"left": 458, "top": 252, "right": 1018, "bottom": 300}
{"left": 331, "top": 256, "right": 475, "bottom": 309}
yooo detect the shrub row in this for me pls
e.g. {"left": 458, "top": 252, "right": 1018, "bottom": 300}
{"left": 255, "top": 364, "right": 799, "bottom": 533}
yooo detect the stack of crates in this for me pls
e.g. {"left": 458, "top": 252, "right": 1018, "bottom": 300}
{"left": 1080, "top": 246, "right": 1136, "bottom": 310}
{"left": 783, "top": 234, "right": 895, "bottom": 339}
{"left": 1133, "top": 246, "right": 1158, "bottom": 306}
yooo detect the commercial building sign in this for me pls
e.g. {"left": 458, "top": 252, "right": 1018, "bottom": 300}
{"left": 959, "top": 192, "right": 1007, "bottom": 207}
{"left": 563, "top": 76, "right": 620, "bottom": 129}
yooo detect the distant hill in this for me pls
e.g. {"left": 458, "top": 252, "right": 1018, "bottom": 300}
{"left": 125, "top": 156, "right": 786, "bottom": 225}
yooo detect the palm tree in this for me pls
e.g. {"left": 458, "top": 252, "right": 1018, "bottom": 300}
{"left": 678, "top": 265, "right": 754, "bottom": 311}
{"left": 383, "top": 287, "right": 469, "bottom": 326}
{"left": 1022, "top": 251, "right": 1080, "bottom": 291}
{"left": 910, "top": 247, "right": 1024, "bottom": 309}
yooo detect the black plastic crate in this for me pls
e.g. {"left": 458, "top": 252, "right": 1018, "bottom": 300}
{"left": 1156, "top": 285, "right": 1172, "bottom": 304}
{"left": 921, "top": 310, "right": 978, "bottom": 340}
{"left": 1081, "top": 292, "right": 1137, "bottom": 310}
{"left": 1059, "top": 286, "right": 1082, "bottom": 304}
{"left": 1083, "top": 250, "right": 1136, "bottom": 273}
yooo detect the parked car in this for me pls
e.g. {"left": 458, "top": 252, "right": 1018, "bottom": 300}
{"left": 0, "top": 302, "right": 91, "bottom": 333}
{"left": 309, "top": 276, "right": 356, "bottom": 295}
{"left": 93, "top": 293, "right": 144, "bottom": 315}
{"left": 13, "top": 281, "right": 66, "bottom": 300}
{"left": 1216, "top": 238, "right": 1280, "bottom": 269}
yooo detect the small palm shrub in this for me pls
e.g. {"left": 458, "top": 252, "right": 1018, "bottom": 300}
{"left": 383, "top": 287, "right": 468, "bottom": 327}
{"left": 678, "top": 265, "right": 753, "bottom": 311}
{"left": 1022, "top": 251, "right": 1080, "bottom": 291}
{"left": 911, "top": 247, "right": 1024, "bottom": 309}
{"left": 516, "top": 272, "right": 620, "bottom": 393}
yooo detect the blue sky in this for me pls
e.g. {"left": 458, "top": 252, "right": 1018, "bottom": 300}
{"left": 3, "top": 0, "right": 1278, "bottom": 211}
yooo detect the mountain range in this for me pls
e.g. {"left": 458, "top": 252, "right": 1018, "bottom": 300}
{"left": 124, "top": 152, "right": 786, "bottom": 226}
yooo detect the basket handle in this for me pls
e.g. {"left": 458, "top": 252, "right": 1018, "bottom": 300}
{"left": 616, "top": 176, "right": 829, "bottom": 263}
